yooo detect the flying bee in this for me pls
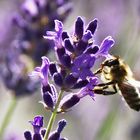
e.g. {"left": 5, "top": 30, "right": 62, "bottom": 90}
{"left": 93, "top": 56, "right": 140, "bottom": 111}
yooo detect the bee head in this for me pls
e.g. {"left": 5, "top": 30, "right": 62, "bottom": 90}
{"left": 102, "top": 57, "right": 120, "bottom": 67}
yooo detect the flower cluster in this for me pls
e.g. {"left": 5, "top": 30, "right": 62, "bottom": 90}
{"left": 32, "top": 16, "right": 115, "bottom": 112}
{"left": 0, "top": 44, "right": 39, "bottom": 97}
{"left": 13, "top": 0, "right": 72, "bottom": 65}
{"left": 0, "top": 0, "right": 72, "bottom": 97}
{"left": 24, "top": 16, "right": 115, "bottom": 140}
{"left": 24, "top": 116, "right": 67, "bottom": 140}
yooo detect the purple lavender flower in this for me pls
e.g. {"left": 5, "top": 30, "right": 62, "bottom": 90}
{"left": 59, "top": 93, "right": 80, "bottom": 112}
{"left": 59, "top": 77, "right": 98, "bottom": 111}
{"left": 96, "top": 36, "right": 115, "bottom": 58}
{"left": 29, "top": 16, "right": 115, "bottom": 114}
{"left": 24, "top": 16, "right": 116, "bottom": 140}
{"left": 30, "top": 56, "right": 50, "bottom": 86}
{"left": 31, "top": 57, "right": 60, "bottom": 111}
{"left": 76, "top": 77, "right": 98, "bottom": 100}
{"left": 43, "top": 16, "right": 115, "bottom": 91}
{"left": 44, "top": 20, "right": 63, "bottom": 49}
{"left": 41, "top": 84, "right": 58, "bottom": 111}
{"left": 29, "top": 116, "right": 43, "bottom": 134}
{"left": 24, "top": 117, "right": 67, "bottom": 140}
{"left": 24, "top": 116, "right": 43, "bottom": 140}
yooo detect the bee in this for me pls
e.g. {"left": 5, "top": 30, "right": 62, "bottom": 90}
{"left": 93, "top": 56, "right": 140, "bottom": 111}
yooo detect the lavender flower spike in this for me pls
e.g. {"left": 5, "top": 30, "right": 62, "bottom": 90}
{"left": 30, "top": 56, "right": 50, "bottom": 86}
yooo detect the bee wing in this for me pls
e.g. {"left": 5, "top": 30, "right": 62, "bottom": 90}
{"left": 126, "top": 78, "right": 140, "bottom": 88}
{"left": 119, "top": 80, "right": 140, "bottom": 111}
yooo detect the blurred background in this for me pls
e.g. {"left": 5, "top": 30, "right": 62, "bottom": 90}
{"left": 0, "top": 0, "right": 140, "bottom": 140}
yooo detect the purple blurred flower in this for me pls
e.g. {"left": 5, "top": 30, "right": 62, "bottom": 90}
{"left": 13, "top": 0, "right": 72, "bottom": 65}
{"left": 1, "top": 0, "right": 72, "bottom": 97}
{"left": 21, "top": 0, "right": 46, "bottom": 17}
{"left": 5, "top": 133, "right": 22, "bottom": 140}
{"left": 0, "top": 45, "right": 39, "bottom": 97}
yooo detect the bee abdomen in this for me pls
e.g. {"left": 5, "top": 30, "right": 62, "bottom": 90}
{"left": 124, "top": 97, "right": 140, "bottom": 111}
{"left": 119, "top": 83, "right": 140, "bottom": 111}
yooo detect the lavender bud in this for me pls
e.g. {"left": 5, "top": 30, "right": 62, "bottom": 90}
{"left": 64, "top": 39, "right": 74, "bottom": 52}
{"left": 72, "top": 79, "right": 89, "bottom": 89}
{"left": 75, "top": 40, "right": 88, "bottom": 55}
{"left": 43, "top": 92, "right": 54, "bottom": 109}
{"left": 42, "top": 84, "right": 52, "bottom": 94}
{"left": 53, "top": 73, "right": 63, "bottom": 87}
{"left": 64, "top": 74, "right": 78, "bottom": 88}
{"left": 33, "top": 133, "right": 42, "bottom": 140}
{"left": 82, "top": 30, "right": 93, "bottom": 43}
{"left": 29, "top": 116, "right": 43, "bottom": 134}
{"left": 48, "top": 132, "right": 60, "bottom": 140}
{"left": 60, "top": 94, "right": 80, "bottom": 111}
{"left": 86, "top": 19, "right": 98, "bottom": 35}
{"left": 75, "top": 17, "right": 84, "bottom": 39}
{"left": 62, "top": 31, "right": 69, "bottom": 40}
{"left": 49, "top": 62, "right": 58, "bottom": 76}
{"left": 24, "top": 131, "right": 32, "bottom": 140}
{"left": 61, "top": 54, "right": 71, "bottom": 68}
{"left": 48, "top": 119, "right": 67, "bottom": 140}
{"left": 57, "top": 119, "right": 67, "bottom": 134}
{"left": 60, "top": 69, "right": 67, "bottom": 78}
{"left": 41, "top": 128, "right": 46, "bottom": 137}
{"left": 56, "top": 47, "right": 66, "bottom": 60}
{"left": 85, "top": 45, "right": 99, "bottom": 54}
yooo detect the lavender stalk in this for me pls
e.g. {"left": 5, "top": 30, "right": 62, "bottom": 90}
{"left": 0, "top": 96, "right": 17, "bottom": 139}
{"left": 43, "top": 89, "right": 64, "bottom": 140}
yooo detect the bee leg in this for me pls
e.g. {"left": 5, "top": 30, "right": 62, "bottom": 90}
{"left": 94, "top": 84, "right": 117, "bottom": 95}
{"left": 97, "top": 81, "right": 116, "bottom": 86}
{"left": 94, "top": 68, "right": 102, "bottom": 75}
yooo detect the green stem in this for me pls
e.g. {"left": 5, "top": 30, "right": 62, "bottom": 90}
{"left": 0, "top": 96, "right": 17, "bottom": 138}
{"left": 43, "top": 89, "right": 64, "bottom": 140}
